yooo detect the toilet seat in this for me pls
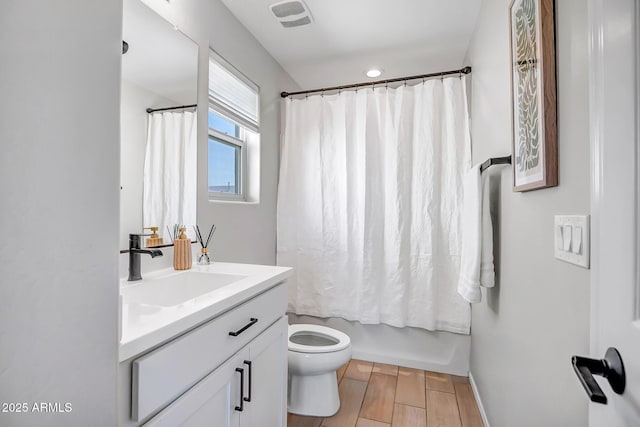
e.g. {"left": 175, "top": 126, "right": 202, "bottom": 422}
{"left": 288, "top": 324, "right": 351, "bottom": 354}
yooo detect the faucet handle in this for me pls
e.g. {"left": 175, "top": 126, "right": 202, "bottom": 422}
{"left": 129, "top": 232, "right": 153, "bottom": 238}
{"left": 128, "top": 232, "right": 153, "bottom": 249}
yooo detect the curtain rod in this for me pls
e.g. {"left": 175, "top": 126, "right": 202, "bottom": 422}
{"left": 146, "top": 104, "right": 197, "bottom": 114}
{"left": 281, "top": 66, "right": 471, "bottom": 98}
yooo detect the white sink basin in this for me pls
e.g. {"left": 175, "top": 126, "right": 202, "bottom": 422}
{"left": 119, "top": 262, "right": 294, "bottom": 361}
{"left": 121, "top": 271, "right": 247, "bottom": 307}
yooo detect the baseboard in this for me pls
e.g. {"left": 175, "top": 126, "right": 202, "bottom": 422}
{"left": 351, "top": 349, "right": 468, "bottom": 376}
{"left": 468, "top": 372, "right": 490, "bottom": 427}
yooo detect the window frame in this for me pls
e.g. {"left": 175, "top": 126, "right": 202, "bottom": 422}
{"left": 207, "top": 49, "right": 260, "bottom": 203}
{"left": 207, "top": 122, "right": 247, "bottom": 202}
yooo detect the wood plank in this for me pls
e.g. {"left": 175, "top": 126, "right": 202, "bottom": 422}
{"left": 395, "top": 367, "right": 425, "bottom": 408}
{"left": 344, "top": 359, "right": 374, "bottom": 382}
{"left": 372, "top": 363, "right": 398, "bottom": 377}
{"left": 391, "top": 403, "right": 426, "bottom": 427}
{"left": 451, "top": 375, "right": 470, "bottom": 384}
{"left": 454, "top": 382, "right": 483, "bottom": 427}
{"left": 356, "top": 418, "right": 391, "bottom": 427}
{"left": 425, "top": 371, "right": 455, "bottom": 394}
{"left": 288, "top": 413, "right": 323, "bottom": 427}
{"left": 426, "top": 390, "right": 462, "bottom": 427}
{"left": 322, "top": 378, "right": 368, "bottom": 427}
{"left": 337, "top": 362, "right": 349, "bottom": 383}
{"left": 360, "top": 373, "right": 397, "bottom": 423}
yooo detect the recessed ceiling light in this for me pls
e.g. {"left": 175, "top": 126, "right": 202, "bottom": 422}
{"left": 366, "top": 69, "right": 382, "bottom": 78}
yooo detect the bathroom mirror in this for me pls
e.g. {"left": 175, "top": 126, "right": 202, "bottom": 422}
{"left": 120, "top": 0, "right": 198, "bottom": 249}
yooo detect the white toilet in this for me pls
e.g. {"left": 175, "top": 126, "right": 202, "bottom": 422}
{"left": 287, "top": 324, "right": 352, "bottom": 417}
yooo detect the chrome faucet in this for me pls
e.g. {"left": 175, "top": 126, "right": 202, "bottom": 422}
{"left": 120, "top": 233, "right": 163, "bottom": 281}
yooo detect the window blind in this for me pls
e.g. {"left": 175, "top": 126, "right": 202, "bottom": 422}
{"left": 208, "top": 53, "right": 259, "bottom": 133}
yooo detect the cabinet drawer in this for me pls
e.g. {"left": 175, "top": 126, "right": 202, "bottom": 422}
{"left": 132, "top": 283, "right": 287, "bottom": 421}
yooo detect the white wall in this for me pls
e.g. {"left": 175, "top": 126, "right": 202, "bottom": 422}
{"left": 465, "top": 0, "right": 590, "bottom": 425}
{"left": 286, "top": 43, "right": 466, "bottom": 89}
{"left": 0, "top": 1, "right": 121, "bottom": 425}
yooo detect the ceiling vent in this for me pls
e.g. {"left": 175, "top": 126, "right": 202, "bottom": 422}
{"left": 269, "top": 0, "right": 313, "bottom": 28}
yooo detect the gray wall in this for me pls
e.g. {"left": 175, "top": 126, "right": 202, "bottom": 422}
{"left": 0, "top": 0, "right": 121, "bottom": 425}
{"left": 464, "top": 0, "right": 590, "bottom": 426}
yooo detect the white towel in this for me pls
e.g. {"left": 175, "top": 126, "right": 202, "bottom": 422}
{"left": 457, "top": 164, "right": 495, "bottom": 303}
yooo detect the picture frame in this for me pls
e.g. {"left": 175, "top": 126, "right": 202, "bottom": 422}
{"left": 509, "top": 0, "right": 558, "bottom": 191}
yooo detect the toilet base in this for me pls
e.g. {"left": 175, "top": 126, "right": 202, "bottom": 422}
{"left": 288, "top": 372, "right": 340, "bottom": 417}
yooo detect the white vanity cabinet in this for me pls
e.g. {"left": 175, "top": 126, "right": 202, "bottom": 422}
{"left": 119, "top": 281, "right": 288, "bottom": 427}
{"left": 144, "top": 317, "right": 287, "bottom": 427}
{"left": 144, "top": 347, "right": 249, "bottom": 427}
{"left": 240, "top": 316, "right": 288, "bottom": 427}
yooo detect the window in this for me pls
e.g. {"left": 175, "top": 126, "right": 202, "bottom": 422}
{"left": 208, "top": 111, "right": 243, "bottom": 196}
{"left": 208, "top": 51, "right": 259, "bottom": 201}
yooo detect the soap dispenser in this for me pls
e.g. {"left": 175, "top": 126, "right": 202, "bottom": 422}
{"left": 173, "top": 227, "right": 192, "bottom": 270}
{"left": 144, "top": 227, "right": 163, "bottom": 247}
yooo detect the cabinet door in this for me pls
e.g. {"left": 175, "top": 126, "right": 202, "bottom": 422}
{"left": 241, "top": 317, "right": 288, "bottom": 427}
{"left": 144, "top": 348, "right": 249, "bottom": 427}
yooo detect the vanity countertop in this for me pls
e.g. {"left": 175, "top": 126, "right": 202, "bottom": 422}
{"left": 119, "top": 262, "right": 292, "bottom": 362}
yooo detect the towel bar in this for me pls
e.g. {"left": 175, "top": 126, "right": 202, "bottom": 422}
{"left": 480, "top": 155, "right": 512, "bottom": 173}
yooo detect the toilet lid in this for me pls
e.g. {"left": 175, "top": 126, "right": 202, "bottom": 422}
{"left": 288, "top": 324, "right": 351, "bottom": 354}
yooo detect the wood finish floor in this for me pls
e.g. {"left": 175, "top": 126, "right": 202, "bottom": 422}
{"left": 287, "top": 359, "right": 483, "bottom": 427}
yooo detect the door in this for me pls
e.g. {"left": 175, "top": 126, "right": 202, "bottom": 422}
{"left": 242, "top": 316, "right": 288, "bottom": 427}
{"left": 586, "top": 0, "right": 640, "bottom": 425}
{"left": 143, "top": 348, "right": 249, "bottom": 427}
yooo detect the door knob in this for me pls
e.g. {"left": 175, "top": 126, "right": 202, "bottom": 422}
{"left": 571, "top": 347, "right": 625, "bottom": 404}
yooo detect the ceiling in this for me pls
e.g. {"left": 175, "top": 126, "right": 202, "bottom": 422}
{"left": 219, "top": 0, "right": 482, "bottom": 90}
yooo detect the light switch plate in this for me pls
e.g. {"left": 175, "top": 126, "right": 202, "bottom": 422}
{"left": 554, "top": 215, "right": 590, "bottom": 268}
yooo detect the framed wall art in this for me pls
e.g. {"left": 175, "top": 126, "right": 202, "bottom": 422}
{"left": 509, "top": 0, "right": 558, "bottom": 191}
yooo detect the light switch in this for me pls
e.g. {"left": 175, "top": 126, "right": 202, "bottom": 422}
{"left": 554, "top": 215, "right": 590, "bottom": 268}
{"left": 572, "top": 226, "right": 582, "bottom": 254}
{"left": 562, "top": 225, "right": 572, "bottom": 252}
{"left": 556, "top": 225, "right": 563, "bottom": 250}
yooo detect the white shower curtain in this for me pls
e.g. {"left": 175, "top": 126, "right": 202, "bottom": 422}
{"left": 143, "top": 111, "right": 197, "bottom": 240}
{"left": 277, "top": 77, "right": 472, "bottom": 334}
